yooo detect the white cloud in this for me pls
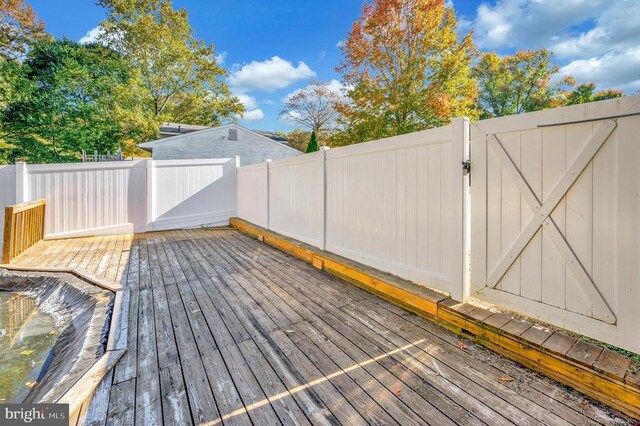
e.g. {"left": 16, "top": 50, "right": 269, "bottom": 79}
{"left": 234, "top": 94, "right": 264, "bottom": 120}
{"left": 215, "top": 51, "right": 227, "bottom": 66}
{"left": 467, "top": 0, "right": 640, "bottom": 92}
{"left": 336, "top": 40, "right": 345, "bottom": 49}
{"left": 550, "top": 1, "right": 640, "bottom": 59}
{"left": 242, "top": 109, "right": 264, "bottom": 120}
{"left": 469, "top": 0, "right": 607, "bottom": 50}
{"left": 79, "top": 26, "right": 103, "bottom": 44}
{"left": 228, "top": 56, "right": 316, "bottom": 93}
{"left": 236, "top": 94, "right": 258, "bottom": 110}
{"left": 561, "top": 48, "right": 640, "bottom": 93}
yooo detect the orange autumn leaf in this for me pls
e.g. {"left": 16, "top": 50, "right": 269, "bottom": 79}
{"left": 336, "top": 0, "right": 478, "bottom": 144}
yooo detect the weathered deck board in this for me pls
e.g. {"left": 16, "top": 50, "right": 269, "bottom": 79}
{"left": 13, "top": 229, "right": 630, "bottom": 426}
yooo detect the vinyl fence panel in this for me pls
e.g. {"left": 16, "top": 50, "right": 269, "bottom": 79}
{"left": 268, "top": 150, "right": 326, "bottom": 248}
{"left": 325, "top": 122, "right": 467, "bottom": 299}
{"left": 148, "top": 159, "right": 236, "bottom": 231}
{"left": 25, "top": 161, "right": 147, "bottom": 238}
{"left": 235, "top": 120, "right": 469, "bottom": 300}
{"left": 237, "top": 162, "right": 269, "bottom": 229}
{"left": 0, "top": 158, "right": 236, "bottom": 243}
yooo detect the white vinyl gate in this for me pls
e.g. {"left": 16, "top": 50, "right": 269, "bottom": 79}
{"left": 470, "top": 97, "right": 640, "bottom": 352}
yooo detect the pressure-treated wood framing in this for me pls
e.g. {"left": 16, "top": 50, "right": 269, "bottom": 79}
{"left": 11, "top": 229, "right": 632, "bottom": 425}
{"left": 2, "top": 198, "right": 46, "bottom": 264}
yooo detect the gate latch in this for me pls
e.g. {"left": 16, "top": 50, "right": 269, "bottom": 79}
{"left": 462, "top": 160, "right": 471, "bottom": 176}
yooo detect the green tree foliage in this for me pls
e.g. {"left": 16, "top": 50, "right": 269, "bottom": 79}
{"left": 473, "top": 50, "right": 625, "bottom": 118}
{"left": 565, "top": 83, "right": 623, "bottom": 105}
{"left": 337, "top": 0, "right": 478, "bottom": 144}
{"left": 305, "top": 131, "right": 319, "bottom": 153}
{"left": 285, "top": 128, "right": 335, "bottom": 152}
{"left": 0, "top": 56, "right": 26, "bottom": 109}
{"left": 472, "top": 49, "right": 574, "bottom": 118}
{"left": 97, "top": 0, "right": 244, "bottom": 126}
{"left": 1, "top": 39, "right": 152, "bottom": 163}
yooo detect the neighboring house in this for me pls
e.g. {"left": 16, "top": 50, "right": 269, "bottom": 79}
{"left": 139, "top": 123, "right": 301, "bottom": 165}
{"left": 158, "top": 122, "right": 212, "bottom": 139}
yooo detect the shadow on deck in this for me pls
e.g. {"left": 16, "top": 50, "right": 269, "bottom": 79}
{"left": 15, "top": 229, "right": 631, "bottom": 425}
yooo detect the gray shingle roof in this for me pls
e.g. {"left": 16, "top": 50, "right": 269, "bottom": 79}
{"left": 253, "top": 130, "right": 288, "bottom": 143}
{"left": 159, "top": 122, "right": 212, "bottom": 137}
{"left": 139, "top": 124, "right": 301, "bottom": 166}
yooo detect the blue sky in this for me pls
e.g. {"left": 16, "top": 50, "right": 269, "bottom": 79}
{"left": 28, "top": 0, "right": 640, "bottom": 131}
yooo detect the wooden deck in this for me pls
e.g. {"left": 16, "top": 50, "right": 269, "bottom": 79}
{"left": 14, "top": 229, "right": 629, "bottom": 425}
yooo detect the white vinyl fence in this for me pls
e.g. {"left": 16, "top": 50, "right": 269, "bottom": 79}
{"left": 2, "top": 96, "right": 637, "bottom": 352}
{"left": 237, "top": 162, "right": 269, "bottom": 228}
{"left": 236, "top": 96, "right": 640, "bottom": 353}
{"left": 269, "top": 150, "right": 326, "bottom": 248}
{"left": 471, "top": 96, "right": 640, "bottom": 353}
{"left": 237, "top": 119, "right": 470, "bottom": 300}
{"left": 147, "top": 159, "right": 237, "bottom": 232}
{"left": 1, "top": 158, "right": 237, "bottom": 241}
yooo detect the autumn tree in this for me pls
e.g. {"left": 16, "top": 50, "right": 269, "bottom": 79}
{"left": 337, "top": 0, "right": 477, "bottom": 143}
{"left": 283, "top": 129, "right": 311, "bottom": 152}
{"left": 472, "top": 49, "right": 574, "bottom": 118}
{"left": 97, "top": 0, "right": 243, "bottom": 127}
{"left": 565, "top": 82, "right": 623, "bottom": 106}
{"left": 279, "top": 81, "right": 343, "bottom": 133}
{"left": 0, "top": 0, "right": 47, "bottom": 59}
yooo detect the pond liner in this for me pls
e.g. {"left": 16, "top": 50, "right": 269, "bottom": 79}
{"left": 0, "top": 270, "right": 114, "bottom": 404}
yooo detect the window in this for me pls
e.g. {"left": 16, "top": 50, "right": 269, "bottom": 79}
{"left": 228, "top": 129, "right": 238, "bottom": 141}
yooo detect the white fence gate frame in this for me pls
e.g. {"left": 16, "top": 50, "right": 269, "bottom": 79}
{"left": 470, "top": 96, "right": 640, "bottom": 352}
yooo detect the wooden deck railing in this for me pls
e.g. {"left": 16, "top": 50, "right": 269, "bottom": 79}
{"left": 2, "top": 199, "right": 46, "bottom": 264}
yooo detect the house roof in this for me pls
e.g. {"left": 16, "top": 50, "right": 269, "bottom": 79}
{"left": 156, "top": 122, "right": 288, "bottom": 143}
{"left": 253, "top": 130, "right": 288, "bottom": 143}
{"left": 138, "top": 123, "right": 300, "bottom": 155}
{"left": 159, "top": 122, "right": 212, "bottom": 137}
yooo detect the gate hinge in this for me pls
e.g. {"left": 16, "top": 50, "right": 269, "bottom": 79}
{"left": 462, "top": 160, "right": 471, "bottom": 176}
